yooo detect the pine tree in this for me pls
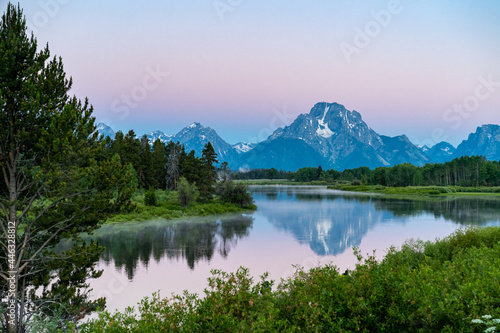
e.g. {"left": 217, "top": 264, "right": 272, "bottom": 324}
{"left": 151, "top": 139, "right": 167, "bottom": 189}
{"left": 139, "top": 134, "right": 156, "bottom": 189}
{"left": 200, "top": 142, "right": 218, "bottom": 201}
{"left": 0, "top": 4, "right": 136, "bottom": 331}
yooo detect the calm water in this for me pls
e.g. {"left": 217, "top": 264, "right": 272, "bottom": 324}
{"left": 87, "top": 186, "right": 500, "bottom": 313}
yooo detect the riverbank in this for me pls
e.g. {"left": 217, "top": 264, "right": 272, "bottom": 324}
{"left": 81, "top": 226, "right": 500, "bottom": 332}
{"left": 329, "top": 184, "right": 500, "bottom": 197}
{"left": 235, "top": 179, "right": 329, "bottom": 186}
{"left": 106, "top": 189, "right": 257, "bottom": 224}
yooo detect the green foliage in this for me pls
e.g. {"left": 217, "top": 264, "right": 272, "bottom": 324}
{"left": 82, "top": 226, "right": 500, "bottom": 332}
{"left": 266, "top": 168, "right": 278, "bottom": 180}
{"left": 350, "top": 179, "right": 361, "bottom": 186}
{"left": 216, "top": 181, "right": 255, "bottom": 208}
{"left": 236, "top": 155, "right": 500, "bottom": 190}
{"left": 468, "top": 315, "right": 500, "bottom": 332}
{"left": 0, "top": 3, "right": 136, "bottom": 331}
{"left": 178, "top": 177, "right": 199, "bottom": 207}
{"left": 144, "top": 187, "right": 157, "bottom": 206}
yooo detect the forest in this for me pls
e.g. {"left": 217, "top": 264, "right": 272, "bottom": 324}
{"left": 99, "top": 130, "right": 253, "bottom": 209}
{"left": 235, "top": 155, "right": 500, "bottom": 187}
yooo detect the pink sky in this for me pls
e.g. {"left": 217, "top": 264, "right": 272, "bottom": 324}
{"left": 6, "top": 0, "right": 500, "bottom": 146}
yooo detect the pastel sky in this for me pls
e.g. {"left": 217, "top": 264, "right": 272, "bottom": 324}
{"left": 5, "top": 0, "right": 500, "bottom": 147}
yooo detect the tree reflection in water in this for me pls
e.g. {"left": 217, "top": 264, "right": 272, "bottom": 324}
{"left": 92, "top": 214, "right": 253, "bottom": 279}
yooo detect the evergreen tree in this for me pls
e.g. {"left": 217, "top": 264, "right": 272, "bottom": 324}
{"left": 200, "top": 142, "right": 218, "bottom": 201}
{"left": 139, "top": 134, "right": 156, "bottom": 189}
{"left": 266, "top": 168, "right": 278, "bottom": 180}
{"left": 151, "top": 139, "right": 167, "bottom": 189}
{"left": 0, "top": 4, "right": 136, "bottom": 332}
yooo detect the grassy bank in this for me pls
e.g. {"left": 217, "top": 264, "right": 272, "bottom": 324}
{"left": 329, "top": 184, "right": 500, "bottom": 197}
{"left": 106, "top": 189, "right": 256, "bottom": 224}
{"left": 235, "top": 179, "right": 329, "bottom": 186}
{"left": 81, "top": 226, "right": 500, "bottom": 332}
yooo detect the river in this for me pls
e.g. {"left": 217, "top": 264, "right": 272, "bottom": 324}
{"left": 86, "top": 186, "right": 500, "bottom": 313}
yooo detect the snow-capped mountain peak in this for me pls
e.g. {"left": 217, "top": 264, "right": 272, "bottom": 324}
{"left": 147, "top": 130, "right": 173, "bottom": 144}
{"left": 233, "top": 142, "right": 256, "bottom": 154}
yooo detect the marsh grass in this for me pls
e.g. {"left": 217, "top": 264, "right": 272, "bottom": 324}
{"left": 105, "top": 189, "right": 256, "bottom": 224}
{"left": 330, "top": 184, "right": 500, "bottom": 197}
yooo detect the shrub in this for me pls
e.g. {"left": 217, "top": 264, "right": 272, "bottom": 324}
{"left": 215, "top": 181, "right": 254, "bottom": 208}
{"left": 144, "top": 187, "right": 157, "bottom": 206}
{"left": 178, "top": 177, "right": 199, "bottom": 207}
{"left": 351, "top": 179, "right": 361, "bottom": 186}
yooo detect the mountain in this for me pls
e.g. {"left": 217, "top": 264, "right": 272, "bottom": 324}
{"left": 238, "top": 137, "right": 330, "bottom": 171}
{"left": 96, "top": 104, "right": 500, "bottom": 172}
{"left": 173, "top": 123, "right": 239, "bottom": 165}
{"left": 378, "top": 135, "right": 430, "bottom": 167}
{"left": 146, "top": 130, "right": 173, "bottom": 144}
{"left": 455, "top": 125, "right": 500, "bottom": 160}
{"left": 426, "top": 141, "right": 456, "bottom": 163}
{"left": 244, "top": 102, "right": 428, "bottom": 170}
{"left": 95, "top": 123, "right": 115, "bottom": 139}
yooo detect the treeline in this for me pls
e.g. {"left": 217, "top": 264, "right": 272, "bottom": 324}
{"left": 102, "top": 130, "right": 217, "bottom": 198}
{"left": 101, "top": 131, "right": 253, "bottom": 208}
{"left": 234, "top": 168, "right": 293, "bottom": 180}
{"left": 235, "top": 155, "right": 500, "bottom": 187}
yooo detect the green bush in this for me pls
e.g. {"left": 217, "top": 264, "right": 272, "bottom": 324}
{"left": 143, "top": 187, "right": 157, "bottom": 206}
{"left": 178, "top": 177, "right": 199, "bottom": 207}
{"left": 215, "top": 181, "right": 255, "bottom": 208}
{"left": 350, "top": 179, "right": 361, "bottom": 186}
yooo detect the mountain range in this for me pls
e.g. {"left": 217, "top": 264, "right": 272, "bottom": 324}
{"left": 97, "top": 102, "right": 500, "bottom": 171}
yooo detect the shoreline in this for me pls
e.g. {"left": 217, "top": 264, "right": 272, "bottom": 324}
{"left": 328, "top": 184, "right": 500, "bottom": 198}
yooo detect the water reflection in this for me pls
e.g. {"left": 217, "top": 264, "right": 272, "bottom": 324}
{"left": 251, "top": 186, "right": 500, "bottom": 256}
{"left": 87, "top": 187, "right": 500, "bottom": 280}
{"left": 90, "top": 214, "right": 253, "bottom": 279}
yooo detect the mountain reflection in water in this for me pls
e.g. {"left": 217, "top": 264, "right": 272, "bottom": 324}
{"left": 252, "top": 186, "right": 500, "bottom": 256}
{"left": 86, "top": 186, "right": 500, "bottom": 281}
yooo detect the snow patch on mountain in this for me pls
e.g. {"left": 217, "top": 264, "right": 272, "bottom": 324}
{"left": 233, "top": 142, "right": 256, "bottom": 154}
{"left": 316, "top": 105, "right": 335, "bottom": 138}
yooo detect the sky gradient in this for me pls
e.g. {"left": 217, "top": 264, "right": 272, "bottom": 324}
{"left": 5, "top": 0, "right": 500, "bottom": 147}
